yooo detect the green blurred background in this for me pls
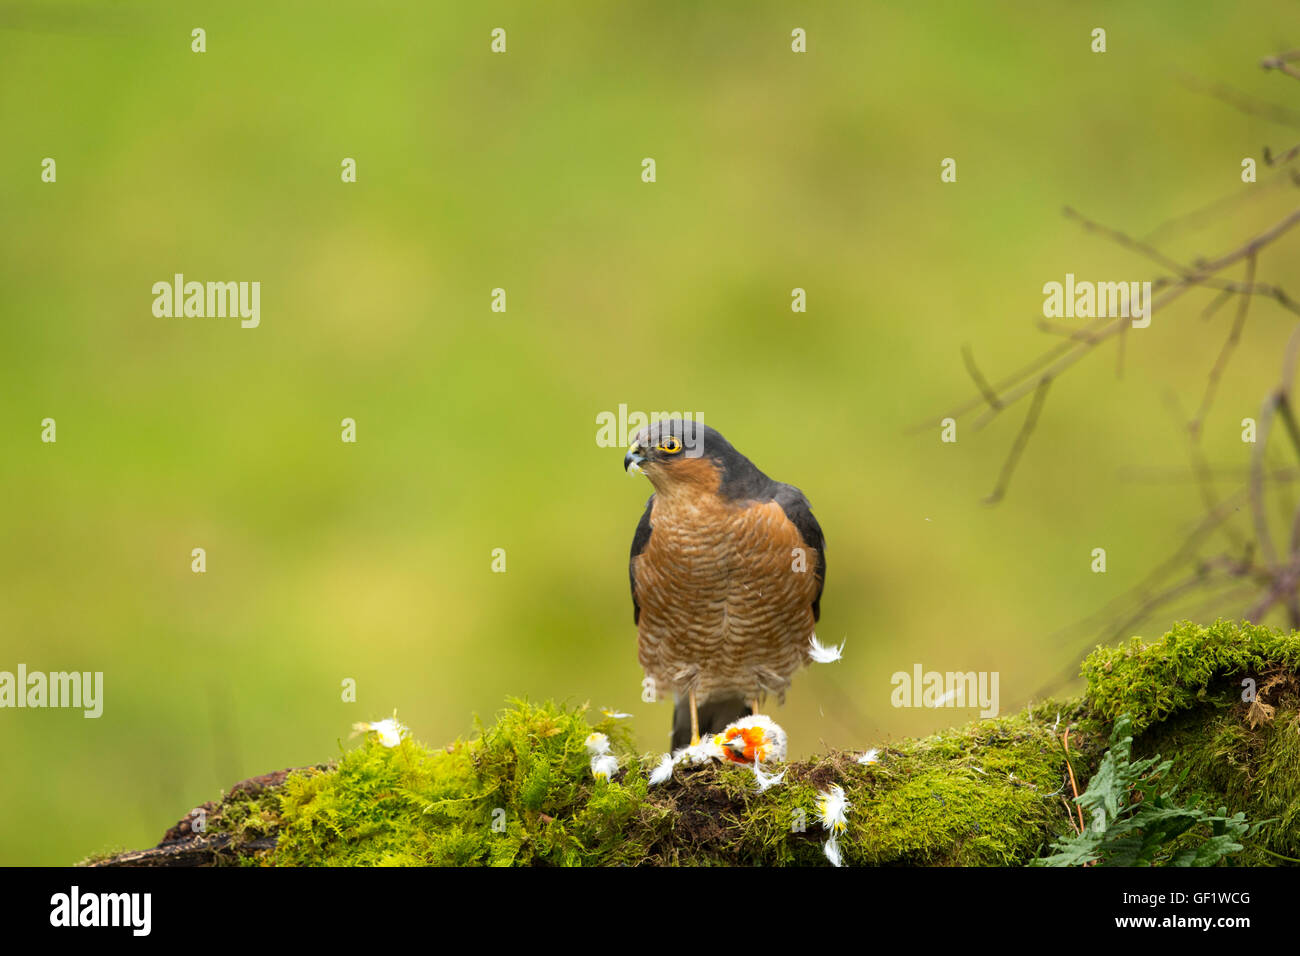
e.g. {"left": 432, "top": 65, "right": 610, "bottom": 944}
{"left": 3, "top": 1, "right": 1299, "bottom": 864}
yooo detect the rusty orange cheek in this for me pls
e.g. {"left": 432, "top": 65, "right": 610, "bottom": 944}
{"left": 719, "top": 728, "right": 748, "bottom": 763}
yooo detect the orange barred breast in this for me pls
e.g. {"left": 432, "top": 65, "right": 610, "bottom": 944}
{"left": 634, "top": 492, "right": 820, "bottom": 705}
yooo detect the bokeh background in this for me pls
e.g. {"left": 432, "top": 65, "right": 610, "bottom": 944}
{"left": 3, "top": 1, "right": 1299, "bottom": 864}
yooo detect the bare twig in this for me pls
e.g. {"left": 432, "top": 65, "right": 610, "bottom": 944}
{"left": 931, "top": 51, "right": 1300, "bottom": 658}
{"left": 1262, "top": 51, "right": 1300, "bottom": 83}
{"left": 1191, "top": 252, "right": 1257, "bottom": 437}
{"left": 1162, "top": 391, "right": 1248, "bottom": 552}
{"left": 1180, "top": 75, "right": 1300, "bottom": 129}
{"left": 984, "top": 378, "right": 1050, "bottom": 505}
{"left": 961, "top": 343, "right": 1002, "bottom": 412}
{"left": 1063, "top": 207, "right": 1194, "bottom": 277}
{"left": 1264, "top": 142, "right": 1300, "bottom": 166}
{"left": 955, "top": 209, "right": 1300, "bottom": 439}
{"left": 1062, "top": 728, "right": 1085, "bottom": 835}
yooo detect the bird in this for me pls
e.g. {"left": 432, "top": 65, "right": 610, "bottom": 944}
{"left": 715, "top": 714, "right": 788, "bottom": 765}
{"left": 624, "top": 419, "right": 826, "bottom": 751}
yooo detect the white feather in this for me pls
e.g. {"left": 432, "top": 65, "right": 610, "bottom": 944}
{"left": 808, "top": 633, "right": 845, "bottom": 663}
{"left": 823, "top": 835, "right": 843, "bottom": 867}
{"left": 816, "top": 784, "right": 851, "bottom": 834}
{"left": 648, "top": 753, "right": 675, "bottom": 786}
{"left": 590, "top": 753, "right": 619, "bottom": 781}
{"left": 352, "top": 715, "right": 408, "bottom": 748}
{"left": 752, "top": 761, "right": 786, "bottom": 792}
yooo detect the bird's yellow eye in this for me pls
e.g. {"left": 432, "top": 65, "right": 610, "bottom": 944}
{"left": 657, "top": 436, "right": 682, "bottom": 454}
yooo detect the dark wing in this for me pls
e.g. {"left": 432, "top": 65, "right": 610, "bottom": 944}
{"left": 773, "top": 483, "right": 826, "bottom": 621}
{"left": 629, "top": 495, "right": 654, "bottom": 624}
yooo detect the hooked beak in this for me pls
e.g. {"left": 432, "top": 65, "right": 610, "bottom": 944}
{"left": 624, "top": 441, "right": 646, "bottom": 474}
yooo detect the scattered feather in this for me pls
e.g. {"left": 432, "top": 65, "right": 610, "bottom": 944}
{"left": 601, "top": 708, "right": 632, "bottom": 719}
{"left": 751, "top": 761, "right": 786, "bottom": 793}
{"left": 816, "top": 785, "right": 850, "bottom": 867}
{"left": 590, "top": 753, "right": 619, "bottom": 781}
{"left": 857, "top": 748, "right": 880, "bottom": 765}
{"left": 824, "top": 835, "right": 843, "bottom": 867}
{"left": 675, "top": 736, "right": 725, "bottom": 765}
{"left": 808, "top": 633, "right": 845, "bottom": 663}
{"left": 585, "top": 732, "right": 611, "bottom": 756}
{"left": 816, "top": 784, "right": 851, "bottom": 835}
{"left": 351, "top": 713, "right": 408, "bottom": 748}
{"left": 648, "top": 753, "right": 675, "bottom": 786}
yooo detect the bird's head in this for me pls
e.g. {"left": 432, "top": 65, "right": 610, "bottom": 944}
{"left": 714, "top": 715, "right": 788, "bottom": 765}
{"left": 624, "top": 419, "right": 767, "bottom": 499}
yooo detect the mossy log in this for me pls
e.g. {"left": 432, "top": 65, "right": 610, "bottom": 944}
{"left": 83, "top": 620, "right": 1300, "bottom": 867}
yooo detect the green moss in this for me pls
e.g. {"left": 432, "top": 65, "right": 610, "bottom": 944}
{"left": 88, "top": 620, "right": 1300, "bottom": 866}
{"left": 1124, "top": 695, "right": 1300, "bottom": 863}
{"left": 648, "top": 702, "right": 1105, "bottom": 866}
{"left": 1083, "top": 618, "right": 1300, "bottom": 734}
{"left": 265, "top": 696, "right": 1099, "bottom": 866}
{"left": 196, "top": 769, "right": 312, "bottom": 866}
{"left": 1080, "top": 619, "right": 1300, "bottom": 864}
{"left": 211, "top": 789, "right": 280, "bottom": 847}
{"left": 77, "top": 846, "right": 129, "bottom": 867}
{"left": 846, "top": 703, "right": 1105, "bottom": 865}
{"left": 272, "top": 699, "right": 644, "bottom": 866}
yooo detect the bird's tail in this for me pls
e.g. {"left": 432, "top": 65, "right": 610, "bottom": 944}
{"left": 671, "top": 695, "right": 752, "bottom": 751}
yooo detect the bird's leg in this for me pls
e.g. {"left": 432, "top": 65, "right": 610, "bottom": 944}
{"left": 689, "top": 689, "right": 700, "bottom": 746}
{"left": 748, "top": 699, "right": 759, "bottom": 716}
